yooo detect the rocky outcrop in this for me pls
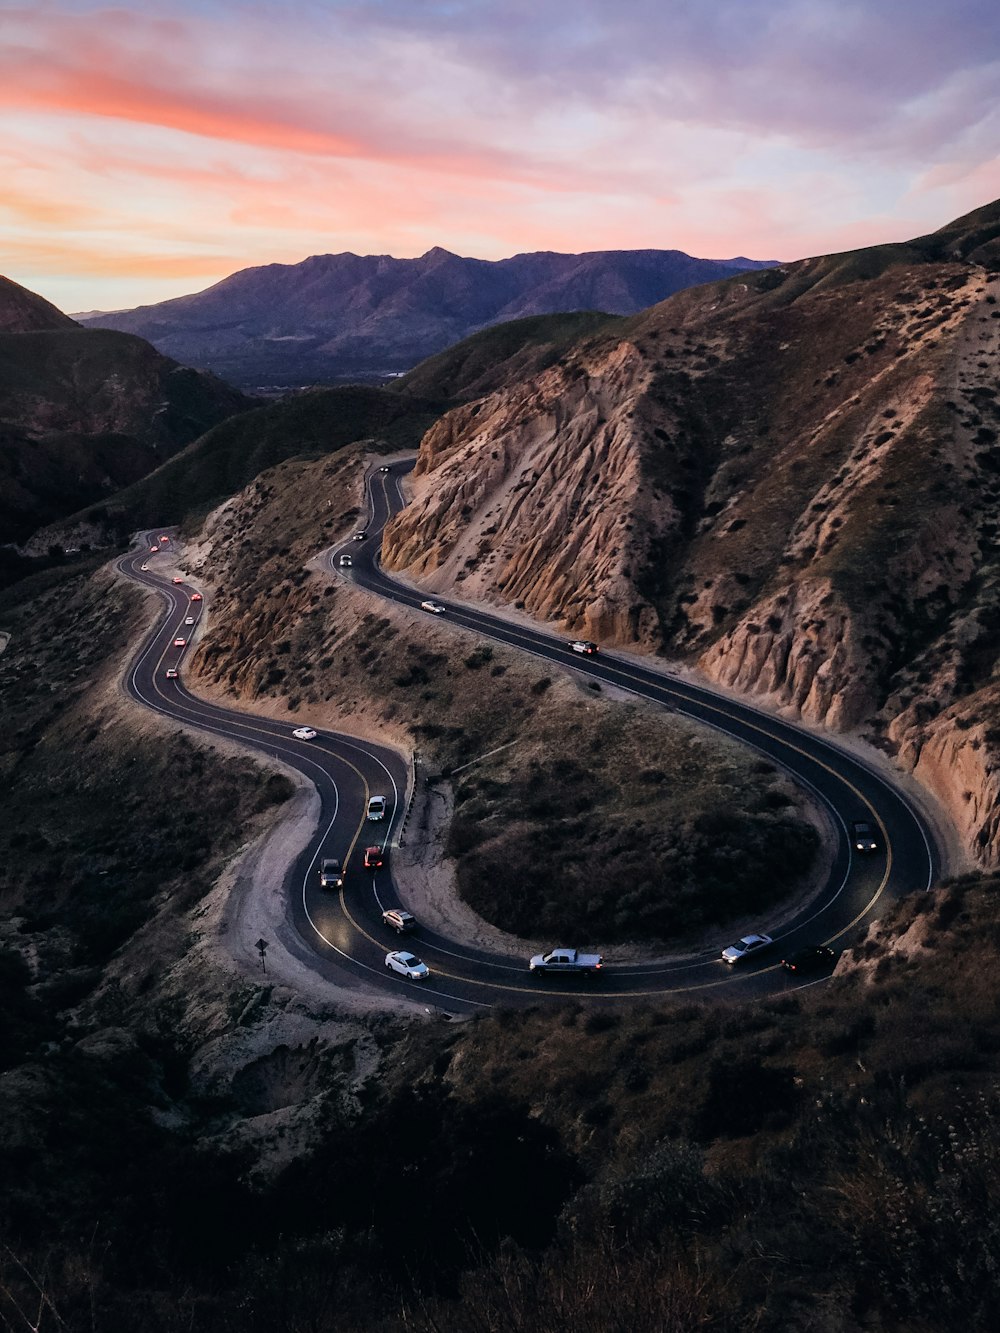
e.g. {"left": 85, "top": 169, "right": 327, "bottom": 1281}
{"left": 887, "top": 691, "right": 1000, "bottom": 868}
{"left": 699, "top": 581, "right": 876, "bottom": 729}
{"left": 383, "top": 340, "right": 667, "bottom": 642}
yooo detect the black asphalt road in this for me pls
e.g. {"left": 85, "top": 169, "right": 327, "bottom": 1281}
{"left": 120, "top": 463, "right": 938, "bottom": 1014}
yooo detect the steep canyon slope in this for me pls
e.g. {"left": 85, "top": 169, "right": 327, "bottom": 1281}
{"left": 383, "top": 200, "right": 1000, "bottom": 864}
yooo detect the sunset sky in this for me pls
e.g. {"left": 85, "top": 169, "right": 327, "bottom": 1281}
{"left": 3, "top": 0, "right": 1000, "bottom": 313}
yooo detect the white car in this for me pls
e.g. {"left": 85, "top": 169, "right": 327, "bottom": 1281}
{"left": 338, "top": 554, "right": 353, "bottom": 568}
{"left": 721, "top": 934, "right": 773, "bottom": 965}
{"left": 292, "top": 727, "right": 317, "bottom": 741}
{"left": 420, "top": 601, "right": 446, "bottom": 614}
{"left": 384, "top": 950, "right": 429, "bottom": 980}
{"left": 173, "top": 637, "right": 187, "bottom": 647}
{"left": 184, "top": 616, "right": 195, "bottom": 626}
{"left": 367, "top": 795, "right": 387, "bottom": 820}
{"left": 165, "top": 668, "right": 178, "bottom": 680}
{"left": 569, "top": 639, "right": 598, "bottom": 655}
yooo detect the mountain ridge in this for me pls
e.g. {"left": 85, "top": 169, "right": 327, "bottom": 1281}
{"left": 77, "top": 245, "right": 779, "bottom": 387}
{"left": 0, "top": 273, "right": 79, "bottom": 334}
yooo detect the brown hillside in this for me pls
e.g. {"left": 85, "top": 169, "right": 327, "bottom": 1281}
{"left": 0, "top": 279, "right": 252, "bottom": 545}
{"left": 0, "top": 274, "right": 78, "bottom": 333}
{"left": 381, "top": 203, "right": 1000, "bottom": 865}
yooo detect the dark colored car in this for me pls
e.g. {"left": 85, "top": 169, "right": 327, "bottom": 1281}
{"left": 364, "top": 846, "right": 384, "bottom": 870}
{"left": 319, "top": 858, "right": 344, "bottom": 889}
{"left": 851, "top": 821, "right": 879, "bottom": 852}
{"left": 781, "top": 946, "right": 837, "bottom": 975}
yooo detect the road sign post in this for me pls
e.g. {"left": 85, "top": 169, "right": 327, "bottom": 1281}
{"left": 255, "top": 937, "right": 268, "bottom": 975}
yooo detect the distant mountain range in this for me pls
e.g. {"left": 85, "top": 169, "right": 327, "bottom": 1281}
{"left": 77, "top": 246, "right": 779, "bottom": 388}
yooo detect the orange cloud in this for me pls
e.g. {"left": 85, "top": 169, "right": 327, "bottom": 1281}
{"left": 0, "top": 183, "right": 102, "bottom": 226}
{"left": 1, "top": 235, "right": 241, "bottom": 280}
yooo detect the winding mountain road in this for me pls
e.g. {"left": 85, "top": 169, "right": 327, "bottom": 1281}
{"left": 119, "top": 461, "right": 939, "bottom": 1013}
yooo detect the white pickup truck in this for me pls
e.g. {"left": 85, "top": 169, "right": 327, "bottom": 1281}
{"left": 529, "top": 947, "right": 603, "bottom": 976}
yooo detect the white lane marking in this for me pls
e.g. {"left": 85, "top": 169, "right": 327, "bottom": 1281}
{"left": 124, "top": 539, "right": 487, "bottom": 1010}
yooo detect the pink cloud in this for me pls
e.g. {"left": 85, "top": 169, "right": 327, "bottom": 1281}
{"left": 3, "top": 1, "right": 1000, "bottom": 312}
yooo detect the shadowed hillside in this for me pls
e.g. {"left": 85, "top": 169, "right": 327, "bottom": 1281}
{"left": 0, "top": 274, "right": 78, "bottom": 334}
{"left": 0, "top": 276, "right": 251, "bottom": 547}
{"left": 394, "top": 310, "right": 624, "bottom": 401}
{"left": 64, "top": 384, "right": 445, "bottom": 540}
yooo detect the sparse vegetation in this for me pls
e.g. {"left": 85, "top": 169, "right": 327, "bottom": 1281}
{"left": 190, "top": 448, "right": 819, "bottom": 943}
{"left": 77, "top": 384, "right": 443, "bottom": 540}
{"left": 4, "top": 854, "right": 1000, "bottom": 1330}
{"left": 448, "top": 709, "right": 817, "bottom": 942}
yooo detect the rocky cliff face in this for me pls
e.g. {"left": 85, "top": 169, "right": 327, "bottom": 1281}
{"left": 384, "top": 339, "right": 666, "bottom": 643}
{"left": 382, "top": 201, "right": 1000, "bottom": 866}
